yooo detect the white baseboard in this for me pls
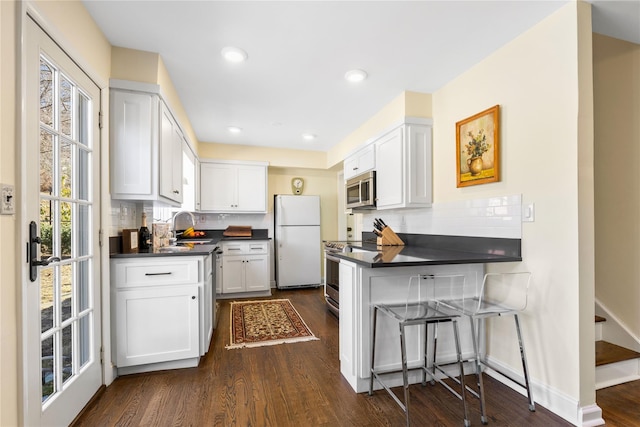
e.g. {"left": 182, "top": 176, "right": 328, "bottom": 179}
{"left": 578, "top": 404, "right": 605, "bottom": 427}
{"left": 484, "top": 356, "right": 604, "bottom": 426}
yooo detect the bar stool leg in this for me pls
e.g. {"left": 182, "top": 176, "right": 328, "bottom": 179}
{"left": 422, "top": 323, "right": 429, "bottom": 386}
{"left": 400, "top": 323, "right": 410, "bottom": 427}
{"left": 431, "top": 322, "right": 439, "bottom": 385}
{"left": 514, "top": 314, "right": 535, "bottom": 412}
{"left": 369, "top": 306, "right": 379, "bottom": 396}
{"left": 453, "top": 320, "right": 471, "bottom": 427}
{"left": 470, "top": 316, "right": 488, "bottom": 424}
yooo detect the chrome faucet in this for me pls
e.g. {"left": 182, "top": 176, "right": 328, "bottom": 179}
{"left": 171, "top": 210, "right": 196, "bottom": 237}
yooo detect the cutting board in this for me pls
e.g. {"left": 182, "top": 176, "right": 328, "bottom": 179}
{"left": 223, "top": 225, "right": 252, "bottom": 237}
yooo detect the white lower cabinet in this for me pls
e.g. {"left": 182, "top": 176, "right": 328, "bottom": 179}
{"left": 220, "top": 241, "right": 270, "bottom": 295}
{"left": 115, "top": 284, "right": 199, "bottom": 367}
{"left": 111, "top": 255, "right": 213, "bottom": 373}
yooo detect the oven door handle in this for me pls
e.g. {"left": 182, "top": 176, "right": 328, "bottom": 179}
{"left": 325, "top": 253, "right": 342, "bottom": 263}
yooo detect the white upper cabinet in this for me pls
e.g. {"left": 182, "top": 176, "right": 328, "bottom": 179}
{"left": 199, "top": 160, "right": 268, "bottom": 213}
{"left": 374, "top": 120, "right": 433, "bottom": 210}
{"left": 159, "top": 102, "right": 184, "bottom": 204}
{"left": 110, "top": 90, "right": 157, "bottom": 198}
{"left": 110, "top": 85, "right": 186, "bottom": 206}
{"left": 344, "top": 143, "right": 375, "bottom": 180}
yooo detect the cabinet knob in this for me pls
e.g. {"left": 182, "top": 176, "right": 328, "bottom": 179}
{"left": 192, "top": 296, "right": 196, "bottom": 300}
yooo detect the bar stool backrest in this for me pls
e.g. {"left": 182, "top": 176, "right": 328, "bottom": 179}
{"left": 476, "top": 272, "right": 532, "bottom": 315}
{"left": 401, "top": 274, "right": 466, "bottom": 318}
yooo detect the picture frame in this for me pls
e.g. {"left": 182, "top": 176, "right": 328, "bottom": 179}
{"left": 121, "top": 229, "right": 139, "bottom": 253}
{"left": 456, "top": 105, "right": 500, "bottom": 187}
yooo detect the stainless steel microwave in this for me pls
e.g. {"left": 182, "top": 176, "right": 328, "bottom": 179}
{"left": 346, "top": 171, "right": 376, "bottom": 210}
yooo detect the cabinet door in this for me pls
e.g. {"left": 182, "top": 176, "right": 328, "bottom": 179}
{"left": 115, "top": 285, "right": 199, "bottom": 367}
{"left": 200, "top": 163, "right": 237, "bottom": 211}
{"left": 375, "top": 128, "right": 403, "bottom": 209}
{"left": 222, "top": 256, "right": 245, "bottom": 293}
{"left": 202, "top": 274, "right": 213, "bottom": 355}
{"left": 406, "top": 124, "right": 432, "bottom": 206}
{"left": 236, "top": 165, "right": 266, "bottom": 212}
{"left": 159, "top": 103, "right": 183, "bottom": 203}
{"left": 339, "top": 262, "right": 356, "bottom": 384}
{"left": 343, "top": 155, "right": 360, "bottom": 180}
{"left": 244, "top": 255, "right": 270, "bottom": 292}
{"left": 110, "top": 90, "right": 155, "bottom": 198}
{"left": 344, "top": 144, "right": 374, "bottom": 180}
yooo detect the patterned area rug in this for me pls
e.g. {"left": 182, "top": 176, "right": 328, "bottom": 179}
{"left": 226, "top": 299, "right": 318, "bottom": 349}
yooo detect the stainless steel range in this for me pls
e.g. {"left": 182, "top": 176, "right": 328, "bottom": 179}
{"left": 323, "top": 241, "right": 352, "bottom": 318}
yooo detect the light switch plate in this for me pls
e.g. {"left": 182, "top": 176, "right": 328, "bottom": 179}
{"left": 1, "top": 184, "right": 15, "bottom": 215}
{"left": 522, "top": 203, "right": 535, "bottom": 222}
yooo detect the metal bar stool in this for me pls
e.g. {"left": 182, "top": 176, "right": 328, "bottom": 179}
{"left": 368, "top": 275, "right": 471, "bottom": 427}
{"left": 436, "top": 272, "right": 535, "bottom": 423}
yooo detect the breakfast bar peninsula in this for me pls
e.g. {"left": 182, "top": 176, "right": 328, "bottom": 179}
{"left": 331, "top": 233, "right": 522, "bottom": 393}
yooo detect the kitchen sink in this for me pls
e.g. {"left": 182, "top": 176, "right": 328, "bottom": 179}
{"left": 177, "top": 239, "right": 213, "bottom": 244}
{"left": 157, "top": 246, "right": 192, "bottom": 252}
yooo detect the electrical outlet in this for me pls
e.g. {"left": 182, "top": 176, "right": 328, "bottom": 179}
{"left": 1, "top": 184, "right": 15, "bottom": 215}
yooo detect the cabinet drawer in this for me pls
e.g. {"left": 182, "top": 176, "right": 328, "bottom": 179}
{"left": 113, "top": 259, "right": 200, "bottom": 288}
{"left": 247, "top": 242, "right": 268, "bottom": 255}
{"left": 221, "top": 241, "right": 268, "bottom": 255}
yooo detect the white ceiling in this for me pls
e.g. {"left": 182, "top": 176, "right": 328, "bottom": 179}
{"left": 82, "top": 1, "right": 640, "bottom": 153}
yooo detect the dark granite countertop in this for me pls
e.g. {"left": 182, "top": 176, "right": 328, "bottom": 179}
{"left": 110, "top": 244, "right": 219, "bottom": 259}
{"left": 109, "top": 228, "right": 271, "bottom": 258}
{"left": 332, "top": 233, "right": 522, "bottom": 268}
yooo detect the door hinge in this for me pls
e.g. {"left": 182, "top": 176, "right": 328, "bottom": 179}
{"left": 99, "top": 229, "right": 103, "bottom": 247}
{"left": 100, "top": 346, "right": 104, "bottom": 364}
{"left": 98, "top": 111, "right": 103, "bottom": 130}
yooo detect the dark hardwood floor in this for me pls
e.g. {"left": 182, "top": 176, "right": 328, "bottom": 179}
{"left": 73, "top": 288, "right": 634, "bottom": 426}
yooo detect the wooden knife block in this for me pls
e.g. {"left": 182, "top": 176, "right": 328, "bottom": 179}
{"left": 376, "top": 226, "right": 404, "bottom": 246}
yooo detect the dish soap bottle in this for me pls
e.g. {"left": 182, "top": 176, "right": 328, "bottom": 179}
{"left": 139, "top": 212, "right": 151, "bottom": 250}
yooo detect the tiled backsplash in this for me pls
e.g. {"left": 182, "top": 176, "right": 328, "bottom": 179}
{"left": 358, "top": 194, "right": 522, "bottom": 239}
{"left": 110, "top": 194, "right": 521, "bottom": 241}
{"left": 108, "top": 201, "right": 139, "bottom": 236}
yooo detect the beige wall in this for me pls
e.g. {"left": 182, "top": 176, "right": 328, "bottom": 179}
{"left": 197, "top": 144, "right": 340, "bottom": 242}
{"left": 268, "top": 167, "right": 339, "bottom": 243}
{"left": 111, "top": 46, "right": 159, "bottom": 84}
{"left": 326, "top": 91, "right": 432, "bottom": 168}
{"left": 199, "top": 142, "right": 329, "bottom": 169}
{"left": 433, "top": 2, "right": 592, "bottom": 409}
{"left": 1, "top": 1, "right": 18, "bottom": 425}
{"left": 1, "top": 1, "right": 111, "bottom": 425}
{"left": 111, "top": 47, "right": 199, "bottom": 153}
{"left": 593, "top": 34, "right": 640, "bottom": 338}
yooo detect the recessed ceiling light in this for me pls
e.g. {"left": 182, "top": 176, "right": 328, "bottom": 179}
{"left": 227, "top": 126, "right": 242, "bottom": 134}
{"left": 302, "top": 133, "right": 316, "bottom": 141}
{"left": 221, "top": 46, "right": 248, "bottom": 63}
{"left": 345, "top": 69, "right": 368, "bottom": 83}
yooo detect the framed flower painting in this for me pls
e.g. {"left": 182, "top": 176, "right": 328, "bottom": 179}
{"left": 456, "top": 105, "right": 500, "bottom": 187}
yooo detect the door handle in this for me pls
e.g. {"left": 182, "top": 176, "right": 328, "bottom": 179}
{"left": 29, "top": 221, "right": 60, "bottom": 282}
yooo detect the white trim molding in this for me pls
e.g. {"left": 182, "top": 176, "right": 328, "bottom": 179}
{"left": 484, "top": 356, "right": 605, "bottom": 426}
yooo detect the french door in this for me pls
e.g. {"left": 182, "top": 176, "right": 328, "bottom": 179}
{"left": 23, "top": 17, "right": 102, "bottom": 426}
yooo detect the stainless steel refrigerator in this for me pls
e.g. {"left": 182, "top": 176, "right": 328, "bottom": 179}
{"left": 274, "top": 195, "right": 321, "bottom": 289}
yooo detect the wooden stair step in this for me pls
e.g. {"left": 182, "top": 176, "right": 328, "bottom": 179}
{"left": 596, "top": 340, "right": 640, "bottom": 366}
{"left": 595, "top": 315, "right": 606, "bottom": 323}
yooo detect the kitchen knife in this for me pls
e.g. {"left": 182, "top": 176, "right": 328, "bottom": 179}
{"left": 373, "top": 229, "right": 382, "bottom": 237}
{"left": 379, "top": 218, "right": 387, "bottom": 227}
